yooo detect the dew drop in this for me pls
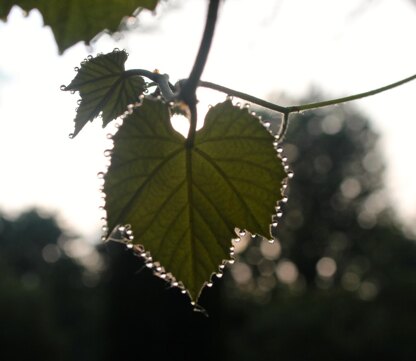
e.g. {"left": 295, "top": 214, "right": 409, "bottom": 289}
{"left": 87, "top": 55, "right": 93, "bottom": 60}
{"left": 244, "top": 103, "right": 250, "bottom": 109}
{"left": 70, "top": 90, "right": 75, "bottom": 94}
{"left": 287, "top": 171, "right": 294, "bottom": 178}
{"left": 277, "top": 212, "right": 283, "bottom": 218}
{"left": 282, "top": 157, "right": 288, "bottom": 162}
{"left": 181, "top": 289, "right": 187, "bottom": 294}
{"left": 145, "top": 262, "right": 153, "bottom": 268}
{"left": 113, "top": 48, "right": 120, "bottom": 52}
{"left": 207, "top": 282, "right": 213, "bottom": 287}
{"left": 172, "top": 282, "right": 179, "bottom": 287}
{"left": 126, "top": 244, "right": 134, "bottom": 249}
{"left": 272, "top": 222, "right": 278, "bottom": 227}
{"left": 239, "top": 230, "right": 246, "bottom": 237}
{"left": 191, "top": 301, "right": 196, "bottom": 306}
{"left": 77, "top": 99, "right": 82, "bottom": 105}
{"left": 60, "top": 85, "right": 67, "bottom": 91}
{"left": 219, "top": 264, "right": 225, "bottom": 270}
{"left": 101, "top": 236, "right": 107, "bottom": 242}
{"left": 104, "top": 149, "right": 112, "bottom": 157}
{"left": 216, "top": 273, "right": 223, "bottom": 278}
{"left": 74, "top": 66, "right": 79, "bottom": 72}
{"left": 273, "top": 141, "right": 279, "bottom": 147}
{"left": 118, "top": 226, "right": 126, "bottom": 232}
{"left": 277, "top": 147, "right": 283, "bottom": 153}
{"left": 263, "top": 122, "right": 271, "bottom": 128}
{"left": 268, "top": 239, "right": 275, "bottom": 244}
{"left": 68, "top": 133, "right": 74, "bottom": 139}
{"left": 106, "top": 134, "right": 113, "bottom": 139}
{"left": 228, "top": 259, "right": 235, "bottom": 265}
{"left": 226, "top": 95, "right": 233, "bottom": 101}
{"left": 282, "top": 196, "right": 288, "bottom": 203}
{"left": 97, "top": 172, "right": 105, "bottom": 179}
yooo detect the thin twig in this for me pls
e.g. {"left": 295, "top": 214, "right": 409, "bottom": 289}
{"left": 287, "top": 73, "right": 416, "bottom": 112}
{"left": 199, "top": 81, "right": 287, "bottom": 113}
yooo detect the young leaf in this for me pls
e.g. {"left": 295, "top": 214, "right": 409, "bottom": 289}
{"left": 104, "top": 98, "right": 287, "bottom": 301}
{"left": 0, "top": 0, "right": 160, "bottom": 53}
{"left": 63, "top": 50, "right": 146, "bottom": 137}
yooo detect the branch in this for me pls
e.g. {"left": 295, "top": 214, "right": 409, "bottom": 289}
{"left": 177, "top": 0, "right": 220, "bottom": 147}
{"left": 179, "top": 0, "right": 220, "bottom": 108}
{"left": 199, "top": 73, "right": 416, "bottom": 116}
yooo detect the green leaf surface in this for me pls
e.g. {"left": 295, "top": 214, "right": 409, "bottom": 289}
{"left": 104, "top": 98, "right": 287, "bottom": 301}
{"left": 63, "top": 50, "right": 146, "bottom": 137}
{"left": 0, "top": 0, "right": 159, "bottom": 53}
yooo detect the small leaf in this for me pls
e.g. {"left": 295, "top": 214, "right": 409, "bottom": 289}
{"left": 63, "top": 50, "right": 146, "bottom": 137}
{"left": 104, "top": 98, "right": 287, "bottom": 301}
{"left": 0, "top": 0, "right": 160, "bottom": 53}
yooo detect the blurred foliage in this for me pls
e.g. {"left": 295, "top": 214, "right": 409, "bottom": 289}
{"left": 0, "top": 210, "right": 106, "bottom": 361}
{"left": 1, "top": 102, "right": 416, "bottom": 360}
{"left": 223, "top": 102, "right": 416, "bottom": 360}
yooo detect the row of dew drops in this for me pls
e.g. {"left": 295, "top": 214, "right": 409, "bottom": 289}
{"left": 60, "top": 48, "right": 129, "bottom": 139}
{"left": 98, "top": 95, "right": 293, "bottom": 308}
{"left": 113, "top": 98, "right": 291, "bottom": 309}
{"left": 63, "top": 51, "right": 294, "bottom": 307}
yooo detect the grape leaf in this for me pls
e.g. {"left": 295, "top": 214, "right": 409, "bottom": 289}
{"left": 0, "top": 0, "right": 160, "bottom": 53}
{"left": 104, "top": 98, "right": 287, "bottom": 301}
{"left": 63, "top": 50, "right": 146, "bottom": 137}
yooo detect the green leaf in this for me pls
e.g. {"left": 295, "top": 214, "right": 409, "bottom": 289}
{"left": 63, "top": 50, "right": 146, "bottom": 137}
{"left": 0, "top": 0, "right": 160, "bottom": 53}
{"left": 104, "top": 98, "right": 287, "bottom": 301}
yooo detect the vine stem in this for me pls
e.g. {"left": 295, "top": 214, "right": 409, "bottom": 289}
{"left": 127, "top": 65, "right": 416, "bottom": 143}
{"left": 179, "top": 0, "right": 220, "bottom": 147}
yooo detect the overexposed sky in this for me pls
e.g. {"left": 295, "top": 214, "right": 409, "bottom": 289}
{"left": 1, "top": 0, "right": 416, "bottom": 241}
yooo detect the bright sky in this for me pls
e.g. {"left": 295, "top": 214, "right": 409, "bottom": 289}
{"left": 1, "top": 0, "right": 416, "bottom": 242}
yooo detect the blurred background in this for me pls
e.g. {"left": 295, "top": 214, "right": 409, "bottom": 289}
{"left": 1, "top": 0, "right": 416, "bottom": 360}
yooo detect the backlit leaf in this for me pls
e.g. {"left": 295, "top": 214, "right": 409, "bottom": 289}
{"left": 63, "top": 50, "right": 146, "bottom": 137}
{"left": 0, "top": 0, "right": 160, "bottom": 53}
{"left": 104, "top": 98, "right": 287, "bottom": 301}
